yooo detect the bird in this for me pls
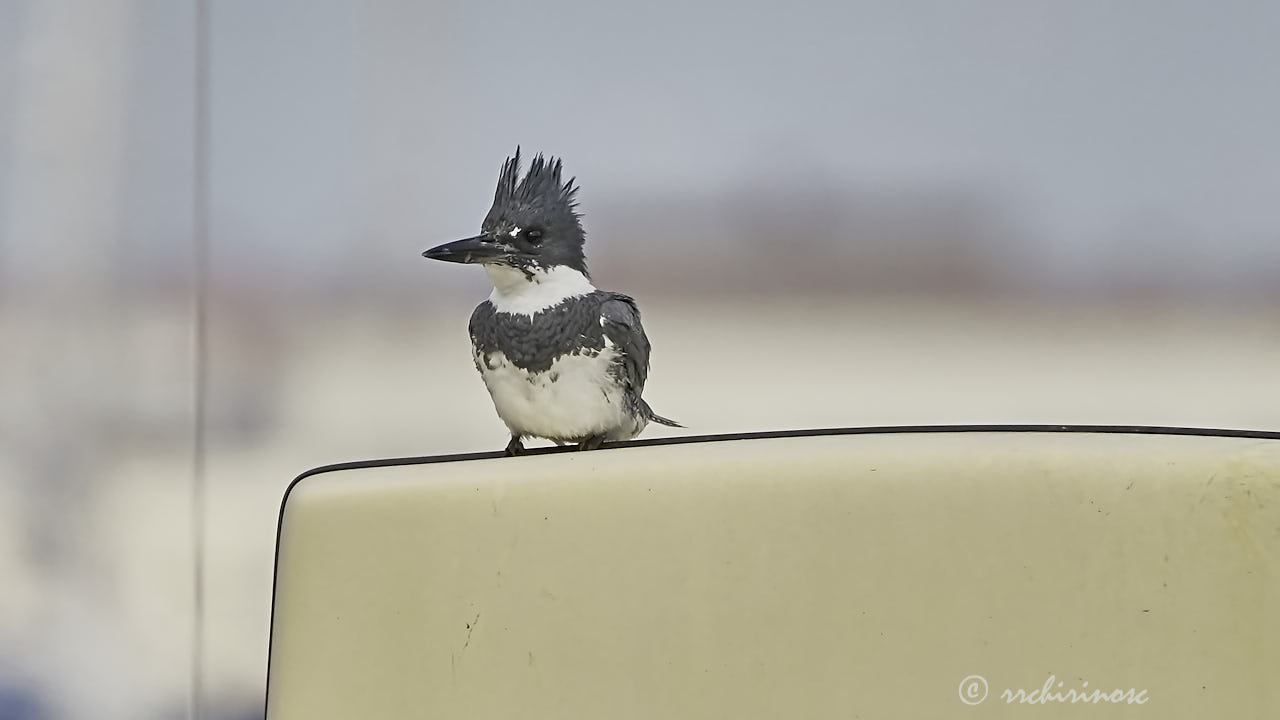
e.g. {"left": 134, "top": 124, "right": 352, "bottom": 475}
{"left": 422, "top": 149, "right": 681, "bottom": 456}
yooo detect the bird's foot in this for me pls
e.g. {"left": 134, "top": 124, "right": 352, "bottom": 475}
{"left": 504, "top": 435, "right": 524, "bottom": 457}
{"left": 576, "top": 435, "right": 606, "bottom": 452}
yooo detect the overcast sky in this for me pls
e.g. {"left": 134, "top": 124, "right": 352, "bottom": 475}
{"left": 3, "top": 0, "right": 1279, "bottom": 294}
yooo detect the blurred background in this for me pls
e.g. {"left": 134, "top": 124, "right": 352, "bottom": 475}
{"left": 2, "top": 1, "right": 1279, "bottom": 718}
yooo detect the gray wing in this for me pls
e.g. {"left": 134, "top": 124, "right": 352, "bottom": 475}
{"left": 467, "top": 301, "right": 493, "bottom": 371}
{"left": 599, "top": 293, "right": 651, "bottom": 395}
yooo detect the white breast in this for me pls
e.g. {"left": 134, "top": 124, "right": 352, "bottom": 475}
{"left": 475, "top": 348, "right": 643, "bottom": 442}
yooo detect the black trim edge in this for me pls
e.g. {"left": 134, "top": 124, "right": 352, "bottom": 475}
{"left": 263, "top": 423, "right": 1280, "bottom": 714}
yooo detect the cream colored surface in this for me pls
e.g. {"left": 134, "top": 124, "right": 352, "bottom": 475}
{"left": 268, "top": 431, "right": 1279, "bottom": 718}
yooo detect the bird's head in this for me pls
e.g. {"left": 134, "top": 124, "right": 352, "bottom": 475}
{"left": 423, "top": 148, "right": 588, "bottom": 277}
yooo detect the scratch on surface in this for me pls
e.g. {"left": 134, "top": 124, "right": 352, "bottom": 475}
{"left": 462, "top": 612, "right": 481, "bottom": 652}
{"left": 1193, "top": 474, "right": 1217, "bottom": 508}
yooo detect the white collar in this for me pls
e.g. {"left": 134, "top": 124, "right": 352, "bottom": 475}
{"left": 484, "top": 264, "right": 596, "bottom": 316}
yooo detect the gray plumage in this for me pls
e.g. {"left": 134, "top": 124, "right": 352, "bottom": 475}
{"left": 423, "top": 148, "right": 680, "bottom": 455}
{"left": 469, "top": 290, "right": 677, "bottom": 433}
{"left": 483, "top": 149, "right": 587, "bottom": 276}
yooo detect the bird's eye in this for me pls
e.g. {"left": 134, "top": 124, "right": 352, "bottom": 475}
{"left": 522, "top": 228, "right": 544, "bottom": 244}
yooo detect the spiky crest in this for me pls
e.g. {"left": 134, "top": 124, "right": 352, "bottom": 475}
{"left": 492, "top": 147, "right": 580, "bottom": 214}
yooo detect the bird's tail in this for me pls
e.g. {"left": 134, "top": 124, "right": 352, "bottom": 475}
{"left": 642, "top": 400, "right": 684, "bottom": 428}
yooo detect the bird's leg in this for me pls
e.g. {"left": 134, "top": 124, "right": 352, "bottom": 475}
{"left": 504, "top": 435, "right": 524, "bottom": 457}
{"left": 576, "top": 434, "right": 606, "bottom": 452}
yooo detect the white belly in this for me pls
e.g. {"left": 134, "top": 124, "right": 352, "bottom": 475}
{"left": 476, "top": 348, "right": 644, "bottom": 442}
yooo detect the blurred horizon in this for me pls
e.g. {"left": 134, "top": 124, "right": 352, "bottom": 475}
{"left": 4, "top": 1, "right": 1280, "bottom": 303}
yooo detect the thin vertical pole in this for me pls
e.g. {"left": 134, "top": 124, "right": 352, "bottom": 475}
{"left": 190, "top": 1, "right": 211, "bottom": 719}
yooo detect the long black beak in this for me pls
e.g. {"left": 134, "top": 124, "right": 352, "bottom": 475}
{"left": 422, "top": 235, "right": 509, "bottom": 264}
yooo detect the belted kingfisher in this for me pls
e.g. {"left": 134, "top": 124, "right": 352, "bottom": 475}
{"left": 422, "top": 149, "right": 681, "bottom": 455}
